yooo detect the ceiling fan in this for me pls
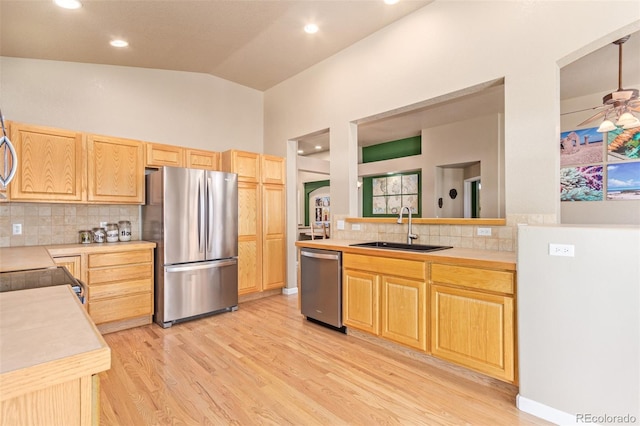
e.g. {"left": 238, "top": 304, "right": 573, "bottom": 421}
{"left": 577, "top": 34, "right": 640, "bottom": 132}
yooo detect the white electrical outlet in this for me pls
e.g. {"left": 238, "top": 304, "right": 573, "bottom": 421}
{"left": 12, "top": 224, "right": 22, "bottom": 235}
{"left": 351, "top": 224, "right": 361, "bottom": 231}
{"left": 549, "top": 243, "right": 575, "bottom": 257}
{"left": 100, "top": 221, "right": 107, "bottom": 228}
{"left": 477, "top": 227, "right": 491, "bottom": 236}
{"left": 337, "top": 220, "right": 345, "bottom": 230}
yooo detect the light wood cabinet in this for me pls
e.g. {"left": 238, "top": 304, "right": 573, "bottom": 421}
{"left": 86, "top": 134, "right": 145, "bottom": 204}
{"left": 221, "top": 150, "right": 260, "bottom": 183}
{"left": 9, "top": 123, "right": 85, "bottom": 202}
{"left": 145, "top": 142, "right": 184, "bottom": 168}
{"left": 222, "top": 150, "right": 286, "bottom": 296}
{"left": 185, "top": 148, "right": 219, "bottom": 170}
{"left": 52, "top": 255, "right": 82, "bottom": 280}
{"left": 343, "top": 268, "right": 379, "bottom": 334}
{"left": 262, "top": 154, "right": 286, "bottom": 184}
{"left": 237, "top": 181, "right": 262, "bottom": 295}
{"left": 86, "top": 247, "right": 153, "bottom": 333}
{"left": 343, "top": 253, "right": 426, "bottom": 350}
{"left": 262, "top": 183, "right": 286, "bottom": 290}
{"left": 381, "top": 275, "right": 427, "bottom": 351}
{"left": 430, "top": 263, "right": 515, "bottom": 382}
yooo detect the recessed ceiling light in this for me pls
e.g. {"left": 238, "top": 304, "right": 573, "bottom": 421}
{"left": 110, "top": 40, "right": 129, "bottom": 48}
{"left": 304, "top": 24, "right": 319, "bottom": 34}
{"left": 384, "top": 0, "right": 399, "bottom": 4}
{"left": 315, "top": 145, "right": 322, "bottom": 150}
{"left": 54, "top": 0, "right": 82, "bottom": 9}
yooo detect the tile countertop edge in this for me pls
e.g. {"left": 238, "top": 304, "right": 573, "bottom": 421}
{"left": 46, "top": 240, "right": 157, "bottom": 256}
{"left": 295, "top": 239, "right": 516, "bottom": 271}
{"left": 0, "top": 246, "right": 56, "bottom": 272}
{"left": 0, "top": 286, "right": 111, "bottom": 401}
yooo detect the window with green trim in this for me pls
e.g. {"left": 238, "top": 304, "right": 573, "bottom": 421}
{"left": 362, "top": 171, "right": 421, "bottom": 217}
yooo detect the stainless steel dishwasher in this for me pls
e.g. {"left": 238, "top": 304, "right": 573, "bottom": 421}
{"left": 300, "top": 247, "right": 344, "bottom": 331}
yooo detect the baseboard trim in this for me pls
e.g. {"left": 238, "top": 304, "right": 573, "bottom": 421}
{"left": 282, "top": 286, "right": 298, "bottom": 295}
{"left": 516, "top": 394, "right": 575, "bottom": 425}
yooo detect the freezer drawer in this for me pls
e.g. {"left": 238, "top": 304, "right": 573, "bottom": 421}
{"left": 156, "top": 258, "right": 238, "bottom": 328}
{"left": 300, "top": 248, "right": 343, "bottom": 329}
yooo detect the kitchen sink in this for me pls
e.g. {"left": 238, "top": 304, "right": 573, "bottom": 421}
{"left": 349, "top": 241, "right": 452, "bottom": 252}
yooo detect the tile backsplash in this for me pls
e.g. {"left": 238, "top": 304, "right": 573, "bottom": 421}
{"left": 330, "top": 213, "right": 558, "bottom": 252}
{"left": 0, "top": 203, "right": 140, "bottom": 247}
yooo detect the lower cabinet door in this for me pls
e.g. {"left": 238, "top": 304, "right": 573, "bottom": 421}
{"left": 342, "top": 269, "right": 379, "bottom": 335}
{"left": 430, "top": 284, "right": 515, "bottom": 382}
{"left": 381, "top": 276, "right": 426, "bottom": 351}
{"left": 89, "top": 293, "right": 152, "bottom": 325}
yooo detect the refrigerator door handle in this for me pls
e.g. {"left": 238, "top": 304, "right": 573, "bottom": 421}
{"left": 198, "top": 177, "right": 206, "bottom": 253}
{"left": 207, "top": 176, "right": 214, "bottom": 253}
{"left": 165, "top": 258, "right": 238, "bottom": 272}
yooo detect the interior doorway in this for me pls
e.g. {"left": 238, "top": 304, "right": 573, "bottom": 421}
{"left": 464, "top": 176, "right": 481, "bottom": 218}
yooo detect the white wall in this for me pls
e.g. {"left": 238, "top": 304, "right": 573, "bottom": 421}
{"left": 517, "top": 225, "right": 640, "bottom": 424}
{"left": 0, "top": 57, "right": 263, "bottom": 152}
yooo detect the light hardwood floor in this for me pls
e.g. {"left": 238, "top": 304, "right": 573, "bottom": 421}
{"left": 100, "top": 295, "right": 548, "bottom": 425}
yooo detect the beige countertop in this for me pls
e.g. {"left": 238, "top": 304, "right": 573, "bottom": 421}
{"left": 295, "top": 239, "right": 516, "bottom": 271}
{"left": 0, "top": 246, "right": 56, "bottom": 272}
{"left": 0, "top": 285, "right": 111, "bottom": 401}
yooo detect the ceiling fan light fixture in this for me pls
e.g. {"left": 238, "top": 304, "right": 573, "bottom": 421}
{"left": 622, "top": 117, "right": 640, "bottom": 130}
{"left": 596, "top": 119, "right": 617, "bottom": 133}
{"left": 616, "top": 112, "right": 637, "bottom": 126}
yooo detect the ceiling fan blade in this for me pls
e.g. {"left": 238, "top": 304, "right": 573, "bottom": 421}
{"left": 577, "top": 110, "right": 607, "bottom": 126}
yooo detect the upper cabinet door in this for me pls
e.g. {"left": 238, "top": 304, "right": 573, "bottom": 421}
{"left": 185, "top": 149, "right": 220, "bottom": 171}
{"left": 221, "top": 150, "right": 260, "bottom": 183}
{"left": 261, "top": 155, "right": 285, "bottom": 185}
{"left": 9, "top": 123, "right": 85, "bottom": 202}
{"left": 145, "top": 142, "right": 184, "bottom": 168}
{"left": 87, "top": 134, "right": 145, "bottom": 204}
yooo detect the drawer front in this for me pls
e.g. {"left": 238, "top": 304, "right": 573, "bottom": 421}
{"left": 89, "top": 278, "right": 152, "bottom": 300}
{"left": 88, "top": 264, "right": 152, "bottom": 285}
{"left": 344, "top": 253, "right": 426, "bottom": 281}
{"left": 89, "top": 293, "right": 153, "bottom": 325}
{"left": 431, "top": 263, "right": 514, "bottom": 295}
{"left": 88, "top": 249, "right": 152, "bottom": 268}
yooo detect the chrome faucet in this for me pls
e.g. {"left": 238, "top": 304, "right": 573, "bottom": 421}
{"left": 397, "top": 206, "right": 418, "bottom": 245}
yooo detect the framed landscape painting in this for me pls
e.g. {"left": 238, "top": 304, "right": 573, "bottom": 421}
{"left": 560, "top": 127, "right": 603, "bottom": 167}
{"left": 607, "top": 162, "right": 640, "bottom": 200}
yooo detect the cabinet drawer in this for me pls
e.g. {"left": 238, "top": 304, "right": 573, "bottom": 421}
{"left": 89, "top": 293, "right": 152, "bottom": 325}
{"left": 88, "top": 250, "right": 152, "bottom": 268}
{"left": 89, "top": 278, "right": 152, "bottom": 300}
{"left": 88, "top": 264, "right": 152, "bottom": 285}
{"left": 344, "top": 253, "right": 426, "bottom": 281}
{"left": 431, "top": 264, "right": 514, "bottom": 295}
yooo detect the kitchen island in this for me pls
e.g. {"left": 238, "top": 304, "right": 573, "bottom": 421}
{"left": 0, "top": 285, "right": 111, "bottom": 425}
{"left": 295, "top": 238, "right": 517, "bottom": 383}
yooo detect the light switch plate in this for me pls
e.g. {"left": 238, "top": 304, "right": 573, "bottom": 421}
{"left": 337, "top": 220, "right": 345, "bottom": 230}
{"left": 351, "top": 224, "right": 361, "bottom": 231}
{"left": 12, "top": 224, "right": 22, "bottom": 235}
{"left": 477, "top": 227, "right": 491, "bottom": 236}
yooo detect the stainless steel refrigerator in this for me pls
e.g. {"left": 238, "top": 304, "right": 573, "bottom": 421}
{"left": 142, "top": 166, "right": 238, "bottom": 328}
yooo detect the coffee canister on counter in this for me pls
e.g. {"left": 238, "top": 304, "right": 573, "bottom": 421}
{"left": 118, "top": 220, "right": 132, "bottom": 242}
{"left": 106, "top": 223, "right": 119, "bottom": 242}
{"left": 92, "top": 227, "right": 105, "bottom": 243}
{"left": 79, "top": 230, "right": 93, "bottom": 244}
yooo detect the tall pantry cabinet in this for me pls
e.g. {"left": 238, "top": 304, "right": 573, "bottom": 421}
{"left": 221, "top": 150, "right": 286, "bottom": 296}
